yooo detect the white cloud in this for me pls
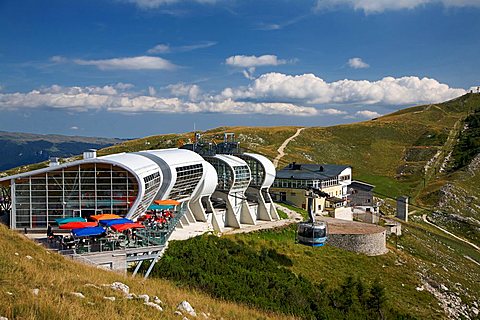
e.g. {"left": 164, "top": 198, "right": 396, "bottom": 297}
{"left": 147, "top": 44, "right": 171, "bottom": 54}
{"left": 356, "top": 110, "right": 382, "bottom": 118}
{"left": 348, "top": 57, "right": 369, "bottom": 69}
{"left": 225, "top": 55, "right": 287, "bottom": 68}
{"left": 223, "top": 72, "right": 466, "bottom": 106}
{"left": 318, "top": 108, "right": 347, "bottom": 115}
{"left": 126, "top": 0, "right": 217, "bottom": 9}
{"left": 148, "top": 86, "right": 157, "bottom": 96}
{"left": 70, "top": 126, "right": 79, "bottom": 130}
{"left": 168, "top": 83, "right": 202, "bottom": 101}
{"left": 74, "top": 56, "right": 176, "bottom": 70}
{"left": 0, "top": 84, "right": 317, "bottom": 116}
{"left": 50, "top": 55, "right": 67, "bottom": 63}
{"left": 147, "top": 41, "right": 217, "bottom": 54}
{"left": 314, "top": 0, "right": 480, "bottom": 13}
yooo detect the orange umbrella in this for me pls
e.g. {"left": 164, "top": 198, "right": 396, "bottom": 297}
{"left": 89, "top": 214, "right": 122, "bottom": 221}
{"left": 154, "top": 199, "right": 180, "bottom": 206}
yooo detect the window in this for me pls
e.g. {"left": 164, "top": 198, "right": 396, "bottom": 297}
{"left": 169, "top": 164, "right": 203, "bottom": 200}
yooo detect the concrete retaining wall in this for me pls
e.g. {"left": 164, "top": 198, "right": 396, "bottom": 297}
{"left": 328, "top": 230, "right": 387, "bottom": 256}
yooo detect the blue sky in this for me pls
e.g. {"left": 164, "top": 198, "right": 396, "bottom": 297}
{"left": 0, "top": 0, "right": 479, "bottom": 138}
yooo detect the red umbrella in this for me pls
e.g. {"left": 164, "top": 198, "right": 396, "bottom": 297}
{"left": 111, "top": 223, "right": 145, "bottom": 232}
{"left": 59, "top": 221, "right": 98, "bottom": 229}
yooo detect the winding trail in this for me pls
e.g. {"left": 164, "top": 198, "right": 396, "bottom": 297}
{"left": 422, "top": 214, "right": 480, "bottom": 253}
{"left": 273, "top": 127, "right": 305, "bottom": 168}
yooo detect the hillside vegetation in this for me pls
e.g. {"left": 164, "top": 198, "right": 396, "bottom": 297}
{"left": 0, "top": 224, "right": 293, "bottom": 320}
{"left": 2, "top": 94, "right": 480, "bottom": 319}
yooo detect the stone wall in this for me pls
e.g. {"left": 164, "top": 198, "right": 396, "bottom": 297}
{"left": 327, "top": 230, "right": 387, "bottom": 256}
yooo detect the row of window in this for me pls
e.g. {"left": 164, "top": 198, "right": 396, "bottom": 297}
{"left": 169, "top": 164, "right": 204, "bottom": 200}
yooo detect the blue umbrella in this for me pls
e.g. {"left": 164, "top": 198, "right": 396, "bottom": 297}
{"left": 99, "top": 218, "right": 133, "bottom": 227}
{"left": 72, "top": 226, "right": 106, "bottom": 237}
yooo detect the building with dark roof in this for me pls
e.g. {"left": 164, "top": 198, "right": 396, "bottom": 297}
{"left": 271, "top": 162, "right": 352, "bottom": 215}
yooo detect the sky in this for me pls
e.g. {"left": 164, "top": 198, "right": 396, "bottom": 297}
{"left": 0, "top": 0, "right": 479, "bottom": 138}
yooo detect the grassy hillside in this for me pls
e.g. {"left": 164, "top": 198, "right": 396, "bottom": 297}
{"left": 1, "top": 94, "right": 479, "bottom": 319}
{"left": 0, "top": 224, "right": 293, "bottom": 320}
{"left": 152, "top": 220, "right": 480, "bottom": 319}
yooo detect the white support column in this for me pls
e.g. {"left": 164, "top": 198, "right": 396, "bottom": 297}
{"left": 188, "top": 198, "right": 208, "bottom": 222}
{"left": 240, "top": 198, "right": 256, "bottom": 225}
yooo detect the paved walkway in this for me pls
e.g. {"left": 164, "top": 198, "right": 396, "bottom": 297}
{"left": 169, "top": 204, "right": 304, "bottom": 240}
{"left": 273, "top": 127, "right": 305, "bottom": 168}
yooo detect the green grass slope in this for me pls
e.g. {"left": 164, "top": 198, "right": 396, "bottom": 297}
{"left": 0, "top": 224, "right": 294, "bottom": 320}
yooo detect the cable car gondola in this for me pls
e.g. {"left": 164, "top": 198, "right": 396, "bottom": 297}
{"left": 296, "top": 188, "right": 328, "bottom": 246}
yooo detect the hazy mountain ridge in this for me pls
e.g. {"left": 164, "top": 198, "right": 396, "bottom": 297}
{"left": 0, "top": 131, "right": 124, "bottom": 171}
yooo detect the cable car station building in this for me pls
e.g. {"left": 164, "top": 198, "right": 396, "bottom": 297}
{"left": 0, "top": 144, "right": 279, "bottom": 233}
{"left": 271, "top": 162, "right": 352, "bottom": 215}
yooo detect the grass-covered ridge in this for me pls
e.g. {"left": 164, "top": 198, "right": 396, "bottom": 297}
{"left": 151, "top": 222, "right": 480, "bottom": 319}
{"left": 153, "top": 231, "right": 410, "bottom": 319}
{"left": 0, "top": 224, "right": 293, "bottom": 320}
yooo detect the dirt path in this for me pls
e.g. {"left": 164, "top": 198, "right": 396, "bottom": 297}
{"left": 422, "top": 214, "right": 480, "bottom": 253}
{"left": 273, "top": 127, "right": 305, "bottom": 168}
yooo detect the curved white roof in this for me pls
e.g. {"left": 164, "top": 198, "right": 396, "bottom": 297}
{"left": 213, "top": 154, "right": 249, "bottom": 168}
{"left": 243, "top": 152, "right": 276, "bottom": 188}
{"left": 145, "top": 148, "right": 205, "bottom": 167}
{"left": 99, "top": 153, "right": 161, "bottom": 177}
{"left": 0, "top": 152, "right": 160, "bottom": 183}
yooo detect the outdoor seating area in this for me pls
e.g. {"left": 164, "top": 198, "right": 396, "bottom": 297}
{"left": 45, "top": 200, "right": 183, "bottom": 254}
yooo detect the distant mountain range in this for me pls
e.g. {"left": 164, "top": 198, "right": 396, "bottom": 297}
{"left": 0, "top": 131, "right": 123, "bottom": 171}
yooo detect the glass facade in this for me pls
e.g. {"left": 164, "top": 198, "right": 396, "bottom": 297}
{"left": 207, "top": 157, "right": 251, "bottom": 191}
{"left": 272, "top": 177, "right": 339, "bottom": 189}
{"left": 242, "top": 157, "right": 265, "bottom": 187}
{"left": 131, "top": 171, "right": 161, "bottom": 219}
{"left": 233, "top": 166, "right": 251, "bottom": 190}
{"left": 14, "top": 163, "right": 141, "bottom": 229}
{"left": 168, "top": 164, "right": 204, "bottom": 201}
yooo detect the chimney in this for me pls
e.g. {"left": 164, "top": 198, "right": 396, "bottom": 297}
{"left": 49, "top": 157, "right": 60, "bottom": 167}
{"left": 83, "top": 149, "right": 97, "bottom": 160}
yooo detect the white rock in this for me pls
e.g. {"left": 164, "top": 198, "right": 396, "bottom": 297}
{"left": 5, "top": 292, "right": 13, "bottom": 296}
{"left": 70, "top": 292, "right": 85, "bottom": 299}
{"left": 126, "top": 293, "right": 136, "bottom": 300}
{"left": 110, "top": 282, "right": 129, "bottom": 295}
{"left": 153, "top": 296, "right": 163, "bottom": 305}
{"left": 14, "top": 252, "right": 19, "bottom": 256}
{"left": 174, "top": 311, "right": 182, "bottom": 316}
{"left": 472, "top": 307, "right": 479, "bottom": 316}
{"left": 137, "top": 294, "right": 149, "bottom": 303}
{"left": 177, "top": 300, "right": 196, "bottom": 317}
{"left": 416, "top": 286, "right": 424, "bottom": 291}
{"left": 32, "top": 288, "right": 39, "bottom": 296}
{"left": 103, "top": 296, "right": 116, "bottom": 301}
{"left": 440, "top": 284, "right": 449, "bottom": 291}
{"left": 0, "top": 316, "right": 8, "bottom": 320}
{"left": 25, "top": 255, "right": 33, "bottom": 260}
{"left": 183, "top": 317, "right": 189, "bottom": 320}
{"left": 144, "top": 302, "right": 163, "bottom": 311}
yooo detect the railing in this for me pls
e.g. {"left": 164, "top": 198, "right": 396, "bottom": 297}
{"left": 55, "top": 207, "right": 187, "bottom": 255}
